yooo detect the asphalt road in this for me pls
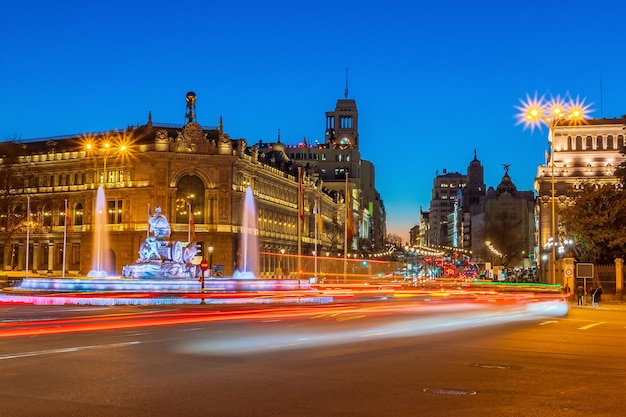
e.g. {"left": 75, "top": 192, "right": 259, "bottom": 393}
{"left": 0, "top": 302, "right": 624, "bottom": 417}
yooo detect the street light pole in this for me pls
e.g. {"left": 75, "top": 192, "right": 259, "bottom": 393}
{"left": 86, "top": 137, "right": 128, "bottom": 187}
{"left": 280, "top": 248, "right": 285, "bottom": 279}
{"left": 516, "top": 93, "right": 590, "bottom": 284}
{"left": 208, "top": 244, "right": 214, "bottom": 277}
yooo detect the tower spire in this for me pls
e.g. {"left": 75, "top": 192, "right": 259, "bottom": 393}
{"left": 344, "top": 67, "right": 349, "bottom": 99}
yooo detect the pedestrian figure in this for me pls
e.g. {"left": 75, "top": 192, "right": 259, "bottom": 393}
{"left": 576, "top": 286, "right": 584, "bottom": 305}
{"left": 592, "top": 286, "right": 603, "bottom": 307}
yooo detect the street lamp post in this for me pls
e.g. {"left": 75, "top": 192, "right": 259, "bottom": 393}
{"left": 208, "top": 244, "right": 214, "bottom": 277}
{"left": 516, "top": 93, "right": 590, "bottom": 284}
{"left": 85, "top": 136, "right": 129, "bottom": 187}
{"left": 280, "top": 248, "right": 285, "bottom": 278}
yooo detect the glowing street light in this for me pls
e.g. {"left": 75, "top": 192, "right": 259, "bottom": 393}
{"left": 208, "top": 244, "right": 214, "bottom": 276}
{"left": 84, "top": 133, "right": 131, "bottom": 187}
{"left": 280, "top": 248, "right": 285, "bottom": 278}
{"left": 516, "top": 93, "right": 592, "bottom": 284}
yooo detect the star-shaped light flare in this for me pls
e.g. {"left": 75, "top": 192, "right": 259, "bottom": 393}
{"left": 515, "top": 92, "right": 592, "bottom": 132}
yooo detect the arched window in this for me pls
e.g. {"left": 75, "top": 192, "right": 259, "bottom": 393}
{"left": 607, "top": 135, "right": 614, "bottom": 149}
{"left": 586, "top": 136, "right": 593, "bottom": 150}
{"left": 58, "top": 203, "right": 67, "bottom": 226}
{"left": 74, "top": 203, "right": 84, "bottom": 226}
{"left": 175, "top": 175, "right": 206, "bottom": 224}
{"left": 567, "top": 136, "right": 573, "bottom": 150}
{"left": 596, "top": 136, "right": 603, "bottom": 150}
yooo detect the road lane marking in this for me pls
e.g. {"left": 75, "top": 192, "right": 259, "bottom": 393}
{"left": 578, "top": 322, "right": 606, "bottom": 330}
{"left": 0, "top": 341, "right": 140, "bottom": 360}
{"left": 539, "top": 320, "right": 559, "bottom": 325}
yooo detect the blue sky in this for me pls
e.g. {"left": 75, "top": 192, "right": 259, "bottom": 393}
{"left": 3, "top": 0, "right": 626, "bottom": 242}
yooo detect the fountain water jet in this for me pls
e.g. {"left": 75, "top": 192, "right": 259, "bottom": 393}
{"left": 87, "top": 186, "right": 111, "bottom": 277}
{"left": 233, "top": 186, "right": 259, "bottom": 279}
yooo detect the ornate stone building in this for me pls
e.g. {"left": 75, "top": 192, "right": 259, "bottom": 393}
{"left": 0, "top": 92, "right": 345, "bottom": 277}
{"left": 534, "top": 117, "right": 626, "bottom": 282}
{"left": 471, "top": 167, "right": 535, "bottom": 268}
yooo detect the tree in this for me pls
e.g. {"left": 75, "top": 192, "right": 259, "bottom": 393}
{"left": 0, "top": 142, "right": 44, "bottom": 250}
{"left": 322, "top": 217, "right": 343, "bottom": 254}
{"left": 613, "top": 146, "right": 626, "bottom": 183}
{"left": 560, "top": 184, "right": 626, "bottom": 263}
{"left": 386, "top": 233, "right": 402, "bottom": 247}
{"left": 481, "top": 209, "right": 525, "bottom": 268}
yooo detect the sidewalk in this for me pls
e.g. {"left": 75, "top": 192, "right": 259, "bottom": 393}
{"left": 569, "top": 299, "right": 626, "bottom": 311}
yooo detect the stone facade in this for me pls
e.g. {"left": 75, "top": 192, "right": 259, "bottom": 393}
{"left": 534, "top": 117, "right": 626, "bottom": 282}
{"left": 0, "top": 95, "right": 345, "bottom": 278}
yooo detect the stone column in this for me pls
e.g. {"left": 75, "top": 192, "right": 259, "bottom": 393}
{"left": 47, "top": 242, "right": 55, "bottom": 274}
{"left": 615, "top": 258, "right": 623, "bottom": 300}
{"left": 17, "top": 242, "right": 25, "bottom": 271}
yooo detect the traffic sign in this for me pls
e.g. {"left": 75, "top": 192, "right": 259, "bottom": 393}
{"left": 200, "top": 259, "right": 209, "bottom": 272}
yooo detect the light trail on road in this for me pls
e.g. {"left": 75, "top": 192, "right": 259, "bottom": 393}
{"left": 0, "top": 288, "right": 568, "bottom": 340}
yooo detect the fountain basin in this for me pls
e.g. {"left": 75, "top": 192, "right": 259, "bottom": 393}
{"left": 12, "top": 277, "right": 311, "bottom": 293}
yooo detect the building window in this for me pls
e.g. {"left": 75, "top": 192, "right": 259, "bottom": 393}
{"left": 74, "top": 203, "right": 84, "bottom": 226}
{"left": 42, "top": 205, "right": 52, "bottom": 227}
{"left": 586, "top": 136, "right": 592, "bottom": 150}
{"left": 108, "top": 200, "right": 123, "bottom": 224}
{"left": 56, "top": 243, "right": 65, "bottom": 266}
{"left": 618, "top": 135, "right": 624, "bottom": 149}
{"left": 58, "top": 204, "right": 67, "bottom": 226}
{"left": 596, "top": 136, "right": 603, "bottom": 150}
{"left": 321, "top": 154, "right": 326, "bottom": 161}
{"left": 71, "top": 243, "right": 81, "bottom": 266}
{"left": 40, "top": 243, "right": 49, "bottom": 267}
{"left": 576, "top": 136, "right": 582, "bottom": 150}
{"left": 608, "top": 135, "right": 614, "bottom": 149}
{"left": 334, "top": 167, "right": 349, "bottom": 179}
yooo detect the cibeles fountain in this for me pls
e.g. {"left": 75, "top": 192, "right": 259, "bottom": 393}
{"left": 121, "top": 205, "right": 200, "bottom": 279}
{"left": 12, "top": 186, "right": 315, "bottom": 302}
